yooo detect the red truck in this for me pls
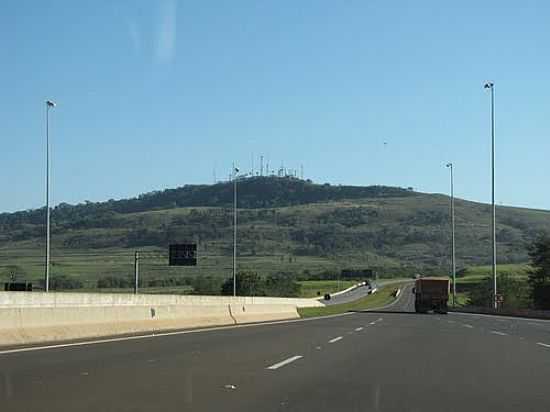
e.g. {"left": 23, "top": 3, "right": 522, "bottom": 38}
{"left": 413, "top": 277, "right": 450, "bottom": 314}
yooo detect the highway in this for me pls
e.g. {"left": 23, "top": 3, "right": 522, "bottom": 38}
{"left": 3, "top": 288, "right": 550, "bottom": 411}
{"left": 323, "top": 279, "right": 408, "bottom": 306}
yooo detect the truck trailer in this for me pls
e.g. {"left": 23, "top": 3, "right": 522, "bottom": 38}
{"left": 413, "top": 277, "right": 450, "bottom": 314}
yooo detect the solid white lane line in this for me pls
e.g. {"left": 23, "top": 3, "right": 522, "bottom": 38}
{"left": 329, "top": 336, "right": 343, "bottom": 344}
{"left": 537, "top": 342, "right": 550, "bottom": 348}
{"left": 266, "top": 355, "right": 303, "bottom": 370}
{"left": 355, "top": 327, "right": 363, "bottom": 331}
{"left": 463, "top": 324, "right": 474, "bottom": 328}
{"left": 490, "top": 331, "right": 508, "bottom": 336}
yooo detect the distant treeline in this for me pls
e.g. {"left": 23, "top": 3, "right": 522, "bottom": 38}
{"left": 0, "top": 177, "right": 413, "bottom": 228}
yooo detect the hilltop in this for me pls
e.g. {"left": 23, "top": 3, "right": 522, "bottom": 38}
{"left": 1, "top": 176, "right": 549, "bottom": 285}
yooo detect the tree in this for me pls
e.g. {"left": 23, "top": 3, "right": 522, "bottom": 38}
{"left": 264, "top": 273, "right": 300, "bottom": 297}
{"left": 528, "top": 235, "right": 550, "bottom": 309}
{"left": 469, "top": 274, "right": 528, "bottom": 309}
{"left": 221, "top": 271, "right": 265, "bottom": 296}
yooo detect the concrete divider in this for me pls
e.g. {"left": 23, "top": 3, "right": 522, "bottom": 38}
{"left": 0, "top": 304, "right": 237, "bottom": 347}
{"left": 330, "top": 282, "right": 364, "bottom": 297}
{"left": 0, "top": 291, "right": 324, "bottom": 308}
{"left": 229, "top": 304, "right": 299, "bottom": 324}
{"left": 0, "top": 291, "right": 313, "bottom": 347}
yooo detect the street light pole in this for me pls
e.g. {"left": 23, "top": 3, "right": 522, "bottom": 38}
{"left": 233, "top": 166, "right": 239, "bottom": 297}
{"left": 484, "top": 81, "right": 497, "bottom": 309}
{"left": 45, "top": 100, "right": 56, "bottom": 292}
{"left": 446, "top": 163, "right": 456, "bottom": 307}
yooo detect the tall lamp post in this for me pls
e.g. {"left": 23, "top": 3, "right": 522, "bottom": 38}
{"left": 233, "top": 166, "right": 239, "bottom": 297}
{"left": 45, "top": 100, "right": 56, "bottom": 292}
{"left": 484, "top": 82, "right": 497, "bottom": 309}
{"left": 446, "top": 162, "right": 456, "bottom": 307}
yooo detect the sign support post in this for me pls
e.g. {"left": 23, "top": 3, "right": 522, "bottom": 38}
{"left": 134, "top": 251, "right": 140, "bottom": 294}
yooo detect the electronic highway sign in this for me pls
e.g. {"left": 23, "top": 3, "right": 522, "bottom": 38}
{"left": 169, "top": 243, "right": 197, "bottom": 266}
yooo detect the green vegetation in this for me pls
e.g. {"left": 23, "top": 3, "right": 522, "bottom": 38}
{"left": 456, "top": 264, "right": 530, "bottom": 283}
{"left": 298, "top": 283, "right": 404, "bottom": 317}
{"left": 452, "top": 263, "right": 531, "bottom": 309}
{"left": 2, "top": 177, "right": 550, "bottom": 295}
{"left": 527, "top": 235, "right": 550, "bottom": 310}
{"left": 221, "top": 271, "right": 301, "bottom": 297}
{"left": 298, "top": 280, "right": 357, "bottom": 298}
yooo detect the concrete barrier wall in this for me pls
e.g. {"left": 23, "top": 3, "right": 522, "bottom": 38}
{"left": 0, "top": 291, "right": 324, "bottom": 308}
{"left": 0, "top": 292, "right": 304, "bottom": 347}
{"left": 229, "top": 304, "right": 300, "bottom": 324}
{"left": 0, "top": 303, "right": 301, "bottom": 347}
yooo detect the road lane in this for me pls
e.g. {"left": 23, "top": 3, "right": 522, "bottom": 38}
{"left": 323, "top": 279, "right": 411, "bottom": 306}
{"left": 449, "top": 311, "right": 550, "bottom": 344}
{"left": 3, "top": 305, "right": 550, "bottom": 411}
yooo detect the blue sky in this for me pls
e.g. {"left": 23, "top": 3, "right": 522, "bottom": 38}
{"left": 1, "top": 0, "right": 549, "bottom": 212}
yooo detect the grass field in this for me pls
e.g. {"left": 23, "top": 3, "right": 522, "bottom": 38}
{"left": 298, "top": 283, "right": 405, "bottom": 318}
{"left": 456, "top": 263, "right": 530, "bottom": 285}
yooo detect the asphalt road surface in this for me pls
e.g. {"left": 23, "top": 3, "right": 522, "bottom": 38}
{"left": 3, "top": 289, "right": 550, "bottom": 411}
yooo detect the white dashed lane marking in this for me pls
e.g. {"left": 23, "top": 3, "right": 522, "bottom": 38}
{"left": 329, "top": 336, "right": 343, "bottom": 344}
{"left": 266, "top": 355, "right": 303, "bottom": 370}
{"left": 490, "top": 331, "right": 508, "bottom": 336}
{"left": 355, "top": 327, "right": 363, "bottom": 332}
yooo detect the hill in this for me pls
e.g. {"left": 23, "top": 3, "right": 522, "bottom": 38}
{"left": 1, "top": 176, "right": 549, "bottom": 287}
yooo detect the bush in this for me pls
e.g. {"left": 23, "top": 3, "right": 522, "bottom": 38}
{"left": 220, "top": 271, "right": 300, "bottom": 297}
{"left": 468, "top": 274, "right": 529, "bottom": 309}
{"left": 191, "top": 276, "right": 223, "bottom": 295}
{"left": 221, "top": 271, "right": 265, "bottom": 296}
{"left": 50, "top": 275, "right": 84, "bottom": 290}
{"left": 264, "top": 273, "right": 300, "bottom": 297}
{"left": 97, "top": 275, "right": 133, "bottom": 289}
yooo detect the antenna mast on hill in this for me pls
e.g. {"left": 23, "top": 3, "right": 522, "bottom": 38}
{"left": 260, "top": 155, "right": 264, "bottom": 176}
{"left": 301, "top": 164, "right": 304, "bottom": 179}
